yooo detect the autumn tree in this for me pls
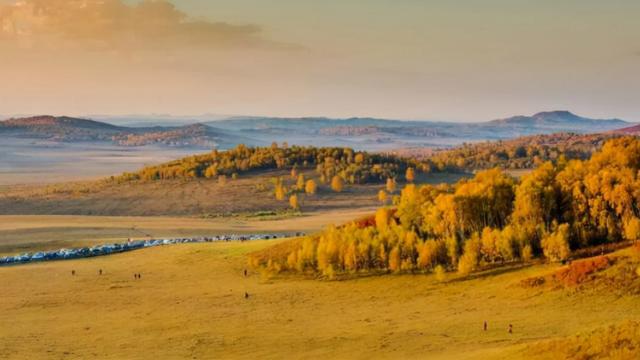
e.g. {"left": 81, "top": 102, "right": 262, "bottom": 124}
{"left": 541, "top": 223, "right": 571, "bottom": 262}
{"left": 204, "top": 165, "right": 217, "bottom": 179}
{"left": 624, "top": 217, "right": 640, "bottom": 242}
{"left": 386, "top": 178, "right": 397, "bottom": 193}
{"left": 405, "top": 167, "right": 416, "bottom": 183}
{"left": 296, "top": 174, "right": 305, "bottom": 190}
{"left": 289, "top": 194, "right": 300, "bottom": 210}
{"left": 458, "top": 234, "right": 481, "bottom": 275}
{"left": 274, "top": 181, "right": 286, "bottom": 201}
{"left": 305, "top": 179, "right": 318, "bottom": 195}
{"left": 511, "top": 162, "right": 562, "bottom": 248}
{"left": 331, "top": 175, "right": 344, "bottom": 192}
{"left": 378, "top": 190, "right": 388, "bottom": 204}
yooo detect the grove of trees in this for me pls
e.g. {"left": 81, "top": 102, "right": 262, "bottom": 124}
{"left": 250, "top": 137, "right": 640, "bottom": 278}
{"left": 117, "top": 144, "right": 422, "bottom": 186}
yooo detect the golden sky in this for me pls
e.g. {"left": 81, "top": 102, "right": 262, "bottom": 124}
{"left": 0, "top": 0, "right": 638, "bottom": 121}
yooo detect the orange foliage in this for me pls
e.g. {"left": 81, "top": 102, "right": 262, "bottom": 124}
{"left": 553, "top": 256, "right": 612, "bottom": 287}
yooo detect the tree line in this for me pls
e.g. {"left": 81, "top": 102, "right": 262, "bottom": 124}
{"left": 115, "top": 143, "right": 422, "bottom": 186}
{"left": 391, "top": 133, "right": 615, "bottom": 172}
{"left": 250, "top": 137, "right": 640, "bottom": 278}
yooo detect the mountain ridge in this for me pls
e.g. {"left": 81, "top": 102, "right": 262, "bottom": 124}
{"left": 1, "top": 111, "right": 634, "bottom": 150}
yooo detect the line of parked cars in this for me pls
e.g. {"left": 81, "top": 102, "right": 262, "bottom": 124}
{"left": 0, "top": 232, "right": 304, "bottom": 266}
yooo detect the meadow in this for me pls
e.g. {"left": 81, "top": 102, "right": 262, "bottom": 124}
{"left": 0, "top": 208, "right": 376, "bottom": 256}
{"left": 0, "top": 239, "right": 638, "bottom": 359}
{"left": 0, "top": 170, "right": 465, "bottom": 216}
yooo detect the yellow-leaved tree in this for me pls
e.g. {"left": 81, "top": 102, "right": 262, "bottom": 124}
{"left": 378, "top": 190, "right": 388, "bottom": 204}
{"left": 405, "top": 167, "right": 416, "bottom": 183}
{"left": 331, "top": 176, "right": 344, "bottom": 192}
{"left": 386, "top": 178, "right": 396, "bottom": 193}
{"left": 541, "top": 223, "right": 571, "bottom": 262}
{"left": 296, "top": 174, "right": 305, "bottom": 190}
{"left": 305, "top": 179, "right": 317, "bottom": 195}
{"left": 289, "top": 194, "right": 299, "bottom": 210}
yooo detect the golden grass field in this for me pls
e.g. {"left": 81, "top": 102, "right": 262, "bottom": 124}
{"left": 0, "top": 208, "right": 377, "bottom": 256}
{"left": 1, "top": 236, "right": 639, "bottom": 359}
{"left": 0, "top": 171, "right": 466, "bottom": 216}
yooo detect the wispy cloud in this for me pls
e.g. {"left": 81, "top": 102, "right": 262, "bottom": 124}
{"left": 0, "top": 0, "right": 289, "bottom": 52}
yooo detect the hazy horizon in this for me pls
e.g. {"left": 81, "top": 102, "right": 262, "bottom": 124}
{"left": 1, "top": 108, "right": 636, "bottom": 125}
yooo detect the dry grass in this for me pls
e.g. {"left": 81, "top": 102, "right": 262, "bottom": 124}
{"left": 0, "top": 209, "right": 376, "bottom": 256}
{"left": 522, "top": 321, "right": 640, "bottom": 359}
{"left": 1, "top": 240, "right": 639, "bottom": 359}
{"left": 0, "top": 170, "right": 465, "bottom": 217}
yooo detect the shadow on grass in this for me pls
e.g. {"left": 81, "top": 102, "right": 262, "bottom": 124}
{"left": 446, "top": 262, "right": 536, "bottom": 284}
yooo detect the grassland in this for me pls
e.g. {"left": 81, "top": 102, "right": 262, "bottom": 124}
{"left": 0, "top": 208, "right": 378, "bottom": 256}
{"left": 1, "top": 239, "right": 638, "bottom": 359}
{"left": 0, "top": 170, "right": 465, "bottom": 216}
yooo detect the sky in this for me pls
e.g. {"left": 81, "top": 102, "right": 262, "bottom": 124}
{"left": 0, "top": 0, "right": 638, "bottom": 122}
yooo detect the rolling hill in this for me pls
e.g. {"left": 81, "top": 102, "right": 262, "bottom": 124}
{"left": 614, "top": 123, "right": 640, "bottom": 135}
{"left": 2, "top": 111, "right": 632, "bottom": 151}
{"left": 0, "top": 115, "right": 248, "bottom": 149}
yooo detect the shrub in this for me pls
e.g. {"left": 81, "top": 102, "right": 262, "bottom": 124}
{"left": 553, "top": 256, "right": 611, "bottom": 287}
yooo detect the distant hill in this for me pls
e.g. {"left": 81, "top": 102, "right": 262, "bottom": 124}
{"left": 1, "top": 111, "right": 633, "bottom": 150}
{"left": 484, "top": 111, "right": 629, "bottom": 134}
{"left": 0, "top": 115, "right": 124, "bottom": 142}
{"left": 613, "top": 123, "right": 640, "bottom": 135}
{"left": 0, "top": 116, "right": 248, "bottom": 148}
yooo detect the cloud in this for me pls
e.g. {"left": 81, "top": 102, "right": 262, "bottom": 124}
{"left": 0, "top": 0, "right": 286, "bottom": 52}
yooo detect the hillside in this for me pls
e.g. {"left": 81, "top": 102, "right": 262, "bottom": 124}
{"left": 0, "top": 115, "right": 124, "bottom": 142}
{"left": 614, "top": 123, "right": 640, "bottom": 135}
{"left": 0, "top": 116, "right": 244, "bottom": 149}
{"left": 487, "top": 110, "right": 627, "bottom": 130}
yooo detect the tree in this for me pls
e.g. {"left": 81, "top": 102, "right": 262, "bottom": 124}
{"left": 389, "top": 246, "right": 401, "bottom": 272}
{"left": 386, "top": 178, "right": 396, "bottom": 193}
{"left": 296, "top": 174, "right": 305, "bottom": 190}
{"left": 305, "top": 179, "right": 317, "bottom": 195}
{"left": 331, "top": 176, "right": 344, "bottom": 192}
{"left": 624, "top": 217, "right": 640, "bottom": 242}
{"left": 511, "top": 162, "right": 561, "bottom": 245}
{"left": 405, "top": 167, "right": 416, "bottom": 183}
{"left": 541, "top": 223, "right": 571, "bottom": 262}
{"left": 204, "top": 165, "right": 217, "bottom": 179}
{"left": 378, "top": 190, "right": 388, "bottom": 204}
{"left": 275, "top": 183, "right": 286, "bottom": 201}
{"left": 289, "top": 194, "right": 299, "bottom": 210}
{"left": 375, "top": 207, "right": 390, "bottom": 231}
{"left": 458, "top": 234, "right": 481, "bottom": 275}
